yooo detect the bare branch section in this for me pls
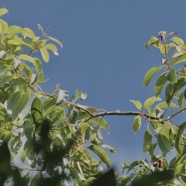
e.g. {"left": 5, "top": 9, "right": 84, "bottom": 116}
{"left": 78, "top": 107, "right": 186, "bottom": 125}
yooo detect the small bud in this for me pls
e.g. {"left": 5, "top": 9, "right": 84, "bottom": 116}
{"left": 153, "top": 162, "right": 158, "bottom": 167}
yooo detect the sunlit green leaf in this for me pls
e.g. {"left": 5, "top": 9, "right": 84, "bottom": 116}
{"left": 89, "top": 145, "right": 111, "bottom": 168}
{"left": 23, "top": 27, "right": 35, "bottom": 39}
{"left": 168, "top": 53, "right": 186, "bottom": 67}
{"left": 0, "top": 19, "right": 8, "bottom": 34}
{"left": 0, "top": 8, "right": 8, "bottom": 17}
{"left": 144, "top": 96, "right": 161, "bottom": 113}
{"left": 19, "top": 54, "right": 35, "bottom": 64}
{"left": 143, "top": 66, "right": 162, "bottom": 86}
{"left": 132, "top": 115, "right": 141, "bottom": 133}
{"left": 40, "top": 46, "right": 49, "bottom": 63}
{"left": 171, "top": 36, "right": 185, "bottom": 47}
{"left": 45, "top": 43, "right": 58, "bottom": 55}
{"left": 130, "top": 100, "right": 142, "bottom": 110}
{"left": 48, "top": 36, "right": 63, "bottom": 48}
{"left": 20, "top": 149, "right": 26, "bottom": 162}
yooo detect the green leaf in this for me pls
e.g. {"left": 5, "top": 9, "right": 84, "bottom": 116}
{"left": 0, "top": 8, "right": 8, "bottom": 17}
{"left": 143, "top": 66, "right": 162, "bottom": 86}
{"left": 154, "top": 72, "right": 167, "bottom": 96}
{"left": 167, "top": 68, "right": 177, "bottom": 84}
{"left": 48, "top": 36, "right": 63, "bottom": 48}
{"left": 19, "top": 54, "right": 35, "bottom": 64}
{"left": 20, "top": 149, "right": 26, "bottom": 162}
{"left": 144, "top": 96, "right": 161, "bottom": 113}
{"left": 132, "top": 116, "right": 141, "bottom": 133}
{"left": 171, "top": 36, "right": 185, "bottom": 47}
{"left": 23, "top": 27, "right": 35, "bottom": 39}
{"left": 168, "top": 53, "right": 186, "bottom": 67}
{"left": 145, "top": 36, "right": 159, "bottom": 49}
{"left": 45, "top": 44, "right": 58, "bottom": 55}
{"left": 56, "top": 89, "right": 68, "bottom": 105}
{"left": 0, "top": 19, "right": 8, "bottom": 34}
{"left": 175, "top": 122, "right": 186, "bottom": 154}
{"left": 143, "top": 129, "right": 152, "bottom": 152}
{"left": 40, "top": 46, "right": 49, "bottom": 63}
{"left": 154, "top": 101, "right": 177, "bottom": 110}
{"left": 7, "top": 91, "right": 30, "bottom": 120}
{"left": 158, "top": 134, "right": 173, "bottom": 154}
{"left": 88, "top": 145, "right": 111, "bottom": 168}
{"left": 130, "top": 100, "right": 142, "bottom": 110}
{"left": 31, "top": 97, "right": 44, "bottom": 125}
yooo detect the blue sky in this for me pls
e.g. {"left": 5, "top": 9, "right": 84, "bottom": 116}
{"left": 1, "top": 1, "right": 186, "bottom": 168}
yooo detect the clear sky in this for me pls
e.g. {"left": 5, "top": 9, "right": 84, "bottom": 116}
{"left": 1, "top": 0, "right": 186, "bottom": 168}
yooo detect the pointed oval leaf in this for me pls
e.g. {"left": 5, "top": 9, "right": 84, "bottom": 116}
{"left": 88, "top": 145, "right": 111, "bottom": 168}
{"left": 48, "top": 36, "right": 63, "bottom": 48}
{"left": 45, "top": 44, "right": 58, "bottom": 54}
{"left": 132, "top": 115, "right": 141, "bottom": 133}
{"left": 0, "top": 8, "right": 8, "bottom": 17}
{"left": 144, "top": 96, "right": 161, "bottom": 113}
{"left": 158, "top": 134, "right": 173, "bottom": 154}
{"left": 130, "top": 100, "right": 142, "bottom": 110}
{"left": 154, "top": 72, "right": 167, "bottom": 96}
{"left": 31, "top": 97, "right": 44, "bottom": 125}
{"left": 143, "top": 66, "right": 162, "bottom": 86}
{"left": 7, "top": 91, "right": 30, "bottom": 120}
{"left": 171, "top": 36, "right": 185, "bottom": 47}
{"left": 40, "top": 46, "right": 49, "bottom": 63}
{"left": 168, "top": 53, "right": 186, "bottom": 67}
{"left": 143, "top": 128, "right": 152, "bottom": 152}
{"left": 23, "top": 27, "right": 35, "bottom": 39}
{"left": 19, "top": 54, "right": 35, "bottom": 64}
{"left": 167, "top": 68, "right": 177, "bottom": 84}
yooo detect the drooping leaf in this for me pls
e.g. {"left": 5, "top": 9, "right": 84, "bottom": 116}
{"left": 171, "top": 36, "right": 185, "bottom": 47}
{"left": 19, "top": 54, "right": 35, "bottom": 64}
{"left": 168, "top": 53, "right": 186, "bottom": 67}
{"left": 154, "top": 72, "right": 167, "bottom": 96}
{"left": 132, "top": 115, "right": 141, "bottom": 133}
{"left": 23, "top": 27, "right": 35, "bottom": 39}
{"left": 175, "top": 122, "right": 186, "bottom": 154}
{"left": 48, "top": 36, "right": 63, "bottom": 48}
{"left": 7, "top": 91, "right": 30, "bottom": 120}
{"left": 144, "top": 96, "right": 161, "bottom": 113}
{"left": 45, "top": 44, "right": 58, "bottom": 55}
{"left": 88, "top": 145, "right": 111, "bottom": 168}
{"left": 143, "top": 129, "right": 152, "bottom": 152}
{"left": 40, "top": 46, "right": 49, "bottom": 63}
{"left": 158, "top": 134, "right": 173, "bottom": 154}
{"left": 31, "top": 97, "right": 44, "bottom": 125}
{"left": 143, "top": 66, "right": 162, "bottom": 86}
{"left": 130, "top": 100, "right": 142, "bottom": 110}
{"left": 167, "top": 68, "right": 177, "bottom": 84}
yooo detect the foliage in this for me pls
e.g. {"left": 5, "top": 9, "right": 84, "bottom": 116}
{"left": 0, "top": 8, "right": 185, "bottom": 186}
